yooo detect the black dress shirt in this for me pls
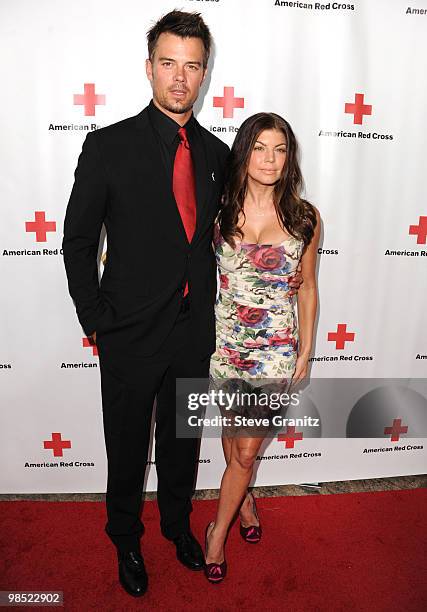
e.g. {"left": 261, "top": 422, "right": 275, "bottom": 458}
{"left": 147, "top": 99, "right": 200, "bottom": 188}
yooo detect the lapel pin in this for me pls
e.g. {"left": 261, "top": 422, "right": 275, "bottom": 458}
{"left": 211, "top": 171, "right": 215, "bottom": 182}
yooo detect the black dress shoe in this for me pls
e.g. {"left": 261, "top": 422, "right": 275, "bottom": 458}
{"left": 172, "top": 531, "right": 205, "bottom": 571}
{"left": 118, "top": 551, "right": 148, "bottom": 597}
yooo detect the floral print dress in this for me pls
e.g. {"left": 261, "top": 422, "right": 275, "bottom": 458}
{"left": 209, "top": 224, "right": 304, "bottom": 382}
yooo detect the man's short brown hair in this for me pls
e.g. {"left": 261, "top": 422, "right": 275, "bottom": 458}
{"left": 147, "top": 10, "right": 212, "bottom": 69}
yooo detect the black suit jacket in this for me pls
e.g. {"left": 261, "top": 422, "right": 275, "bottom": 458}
{"left": 62, "top": 105, "right": 229, "bottom": 357}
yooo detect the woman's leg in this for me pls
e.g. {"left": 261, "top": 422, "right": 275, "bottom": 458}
{"left": 221, "top": 436, "right": 232, "bottom": 465}
{"left": 206, "top": 435, "right": 264, "bottom": 563}
{"left": 239, "top": 489, "right": 260, "bottom": 527}
{"left": 221, "top": 435, "right": 259, "bottom": 527}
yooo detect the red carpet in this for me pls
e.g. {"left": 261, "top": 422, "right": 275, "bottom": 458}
{"left": 1, "top": 490, "right": 426, "bottom": 611}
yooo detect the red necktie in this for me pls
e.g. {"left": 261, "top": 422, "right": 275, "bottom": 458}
{"left": 173, "top": 126, "right": 197, "bottom": 296}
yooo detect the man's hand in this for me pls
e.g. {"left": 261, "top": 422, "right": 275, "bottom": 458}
{"left": 288, "top": 264, "right": 303, "bottom": 297}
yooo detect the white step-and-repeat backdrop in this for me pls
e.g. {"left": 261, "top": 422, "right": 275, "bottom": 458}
{"left": 1, "top": 0, "right": 426, "bottom": 493}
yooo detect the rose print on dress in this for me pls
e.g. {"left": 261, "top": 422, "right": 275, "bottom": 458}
{"left": 267, "top": 328, "right": 297, "bottom": 349}
{"left": 219, "top": 274, "right": 229, "bottom": 289}
{"left": 245, "top": 245, "right": 286, "bottom": 272}
{"left": 236, "top": 305, "right": 268, "bottom": 327}
{"left": 228, "top": 356, "right": 264, "bottom": 376}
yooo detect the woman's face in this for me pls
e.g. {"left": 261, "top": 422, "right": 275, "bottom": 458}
{"left": 247, "top": 129, "right": 287, "bottom": 186}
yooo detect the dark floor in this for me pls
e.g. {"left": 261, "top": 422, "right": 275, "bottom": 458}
{"left": 1, "top": 474, "right": 425, "bottom": 502}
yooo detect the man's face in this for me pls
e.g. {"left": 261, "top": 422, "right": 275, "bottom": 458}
{"left": 146, "top": 33, "right": 207, "bottom": 117}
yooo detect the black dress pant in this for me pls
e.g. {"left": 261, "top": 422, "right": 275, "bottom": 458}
{"left": 97, "top": 304, "right": 210, "bottom": 553}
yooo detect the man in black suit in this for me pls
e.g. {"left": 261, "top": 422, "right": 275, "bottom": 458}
{"left": 63, "top": 10, "right": 229, "bottom": 597}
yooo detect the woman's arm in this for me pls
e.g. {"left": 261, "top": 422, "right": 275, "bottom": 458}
{"left": 293, "top": 207, "right": 321, "bottom": 382}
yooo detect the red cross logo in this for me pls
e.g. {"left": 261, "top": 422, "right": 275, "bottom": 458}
{"left": 25, "top": 211, "right": 56, "bottom": 242}
{"left": 83, "top": 337, "right": 98, "bottom": 356}
{"left": 213, "top": 86, "right": 244, "bottom": 118}
{"left": 384, "top": 418, "right": 408, "bottom": 442}
{"left": 345, "top": 93, "right": 372, "bottom": 125}
{"left": 43, "top": 433, "right": 71, "bottom": 457}
{"left": 409, "top": 216, "right": 427, "bottom": 244}
{"left": 327, "top": 324, "right": 355, "bottom": 349}
{"left": 278, "top": 426, "right": 303, "bottom": 449}
{"left": 73, "top": 83, "right": 106, "bottom": 116}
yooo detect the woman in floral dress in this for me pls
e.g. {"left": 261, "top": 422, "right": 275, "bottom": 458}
{"left": 204, "top": 113, "right": 320, "bottom": 582}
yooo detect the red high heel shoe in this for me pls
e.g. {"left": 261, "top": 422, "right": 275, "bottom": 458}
{"left": 204, "top": 522, "right": 227, "bottom": 583}
{"left": 240, "top": 492, "right": 262, "bottom": 544}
